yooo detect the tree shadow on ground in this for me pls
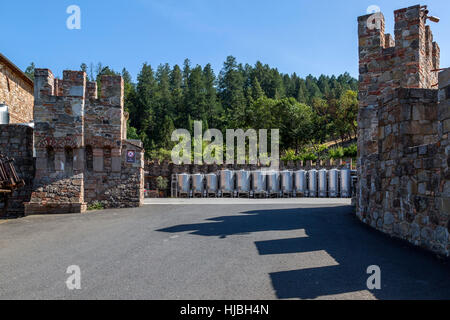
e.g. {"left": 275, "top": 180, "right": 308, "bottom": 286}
{"left": 157, "top": 206, "right": 450, "bottom": 300}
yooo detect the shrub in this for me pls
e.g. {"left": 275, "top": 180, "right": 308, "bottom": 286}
{"left": 156, "top": 176, "right": 169, "bottom": 191}
{"left": 88, "top": 201, "right": 104, "bottom": 211}
{"left": 343, "top": 143, "right": 358, "bottom": 158}
{"left": 281, "top": 149, "right": 297, "bottom": 162}
{"left": 300, "top": 152, "right": 318, "bottom": 162}
{"left": 148, "top": 148, "right": 172, "bottom": 162}
{"left": 329, "top": 147, "right": 345, "bottom": 159}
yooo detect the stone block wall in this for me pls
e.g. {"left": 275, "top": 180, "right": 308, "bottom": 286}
{"left": 0, "top": 124, "right": 34, "bottom": 216}
{"left": 357, "top": 87, "right": 449, "bottom": 254}
{"left": 0, "top": 54, "right": 34, "bottom": 124}
{"left": 24, "top": 68, "right": 144, "bottom": 215}
{"left": 85, "top": 140, "right": 144, "bottom": 208}
{"left": 356, "top": 5, "right": 449, "bottom": 256}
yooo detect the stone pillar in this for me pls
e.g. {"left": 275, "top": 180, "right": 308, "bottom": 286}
{"left": 111, "top": 148, "right": 121, "bottom": 172}
{"left": 86, "top": 81, "right": 98, "bottom": 100}
{"left": 432, "top": 42, "right": 440, "bottom": 72}
{"left": 62, "top": 71, "right": 86, "bottom": 97}
{"left": 34, "top": 148, "right": 47, "bottom": 179}
{"left": 93, "top": 148, "right": 104, "bottom": 172}
{"left": 34, "top": 69, "right": 55, "bottom": 103}
{"left": 394, "top": 5, "right": 439, "bottom": 88}
{"left": 73, "top": 148, "right": 85, "bottom": 173}
{"left": 100, "top": 75, "right": 124, "bottom": 107}
{"left": 357, "top": 12, "right": 384, "bottom": 160}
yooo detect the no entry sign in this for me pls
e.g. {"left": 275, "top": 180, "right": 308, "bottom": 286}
{"left": 127, "top": 150, "right": 136, "bottom": 163}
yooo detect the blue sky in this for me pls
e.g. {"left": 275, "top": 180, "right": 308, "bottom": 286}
{"left": 1, "top": 0, "right": 448, "bottom": 81}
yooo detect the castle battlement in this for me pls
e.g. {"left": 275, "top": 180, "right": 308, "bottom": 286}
{"left": 358, "top": 4, "right": 440, "bottom": 110}
{"left": 356, "top": 5, "right": 449, "bottom": 256}
{"left": 357, "top": 4, "right": 441, "bottom": 157}
{"left": 25, "top": 68, "right": 143, "bottom": 215}
{"left": 33, "top": 69, "right": 126, "bottom": 151}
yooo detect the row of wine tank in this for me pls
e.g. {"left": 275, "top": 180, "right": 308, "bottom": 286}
{"left": 174, "top": 169, "right": 355, "bottom": 198}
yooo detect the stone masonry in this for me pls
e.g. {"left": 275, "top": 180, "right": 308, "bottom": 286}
{"left": 23, "top": 69, "right": 144, "bottom": 215}
{"left": 0, "top": 53, "right": 34, "bottom": 123}
{"left": 0, "top": 125, "right": 34, "bottom": 216}
{"left": 356, "top": 5, "right": 449, "bottom": 256}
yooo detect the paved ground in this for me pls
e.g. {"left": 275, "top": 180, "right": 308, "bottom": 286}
{"left": 0, "top": 200, "right": 449, "bottom": 300}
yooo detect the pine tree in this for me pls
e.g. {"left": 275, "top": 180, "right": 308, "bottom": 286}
{"left": 218, "top": 56, "right": 246, "bottom": 126}
{"left": 203, "top": 64, "right": 222, "bottom": 129}
{"left": 170, "top": 64, "right": 184, "bottom": 128}
{"left": 160, "top": 115, "right": 176, "bottom": 149}
{"left": 250, "top": 77, "right": 264, "bottom": 101}
{"left": 122, "top": 68, "right": 136, "bottom": 116}
{"left": 135, "top": 63, "right": 157, "bottom": 148}
{"left": 185, "top": 65, "right": 207, "bottom": 122}
{"left": 182, "top": 59, "right": 191, "bottom": 89}
{"left": 154, "top": 64, "right": 173, "bottom": 146}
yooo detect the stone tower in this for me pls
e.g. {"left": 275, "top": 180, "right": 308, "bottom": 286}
{"left": 25, "top": 70, "right": 87, "bottom": 214}
{"left": 356, "top": 5, "right": 450, "bottom": 256}
{"left": 357, "top": 4, "right": 440, "bottom": 159}
{"left": 25, "top": 69, "right": 144, "bottom": 214}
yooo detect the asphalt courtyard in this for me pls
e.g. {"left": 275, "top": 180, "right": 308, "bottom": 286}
{"left": 0, "top": 199, "right": 449, "bottom": 300}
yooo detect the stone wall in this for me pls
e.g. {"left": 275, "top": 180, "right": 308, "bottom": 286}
{"left": 356, "top": 5, "right": 449, "bottom": 256}
{"left": 0, "top": 124, "right": 34, "bottom": 216}
{"left": 24, "top": 68, "right": 144, "bottom": 215}
{"left": 25, "top": 70, "right": 86, "bottom": 214}
{"left": 145, "top": 159, "right": 354, "bottom": 193}
{"left": 0, "top": 54, "right": 34, "bottom": 124}
{"left": 85, "top": 140, "right": 144, "bottom": 208}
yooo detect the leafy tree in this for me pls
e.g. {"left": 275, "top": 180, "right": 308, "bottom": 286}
{"left": 336, "top": 90, "right": 358, "bottom": 140}
{"left": 24, "top": 62, "right": 35, "bottom": 80}
{"left": 127, "top": 123, "right": 140, "bottom": 140}
{"left": 283, "top": 100, "right": 314, "bottom": 152}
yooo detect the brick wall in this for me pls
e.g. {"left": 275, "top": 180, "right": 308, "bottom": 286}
{"left": 0, "top": 124, "right": 34, "bottom": 216}
{"left": 0, "top": 55, "right": 34, "bottom": 124}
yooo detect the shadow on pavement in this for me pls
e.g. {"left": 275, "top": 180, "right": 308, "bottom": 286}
{"left": 157, "top": 205, "right": 450, "bottom": 300}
